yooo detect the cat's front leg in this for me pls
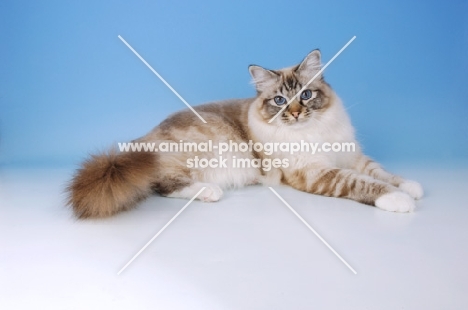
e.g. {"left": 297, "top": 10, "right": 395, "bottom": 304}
{"left": 282, "top": 167, "right": 416, "bottom": 212}
{"left": 353, "top": 155, "right": 423, "bottom": 200}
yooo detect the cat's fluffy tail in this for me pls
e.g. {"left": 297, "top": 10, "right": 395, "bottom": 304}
{"left": 67, "top": 150, "right": 157, "bottom": 219}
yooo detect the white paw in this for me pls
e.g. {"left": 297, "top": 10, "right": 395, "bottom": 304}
{"left": 198, "top": 184, "right": 223, "bottom": 202}
{"left": 399, "top": 180, "right": 423, "bottom": 200}
{"left": 375, "top": 192, "right": 416, "bottom": 213}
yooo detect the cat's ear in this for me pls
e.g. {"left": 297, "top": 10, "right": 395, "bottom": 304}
{"left": 296, "top": 49, "right": 322, "bottom": 78}
{"left": 249, "top": 65, "right": 279, "bottom": 92}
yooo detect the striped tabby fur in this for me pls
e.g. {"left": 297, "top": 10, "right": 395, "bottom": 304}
{"left": 68, "top": 49, "right": 423, "bottom": 218}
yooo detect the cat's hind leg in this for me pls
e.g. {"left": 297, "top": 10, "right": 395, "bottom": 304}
{"left": 149, "top": 151, "right": 224, "bottom": 202}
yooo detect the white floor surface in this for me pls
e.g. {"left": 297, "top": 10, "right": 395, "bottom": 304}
{"left": 1, "top": 164, "right": 468, "bottom": 309}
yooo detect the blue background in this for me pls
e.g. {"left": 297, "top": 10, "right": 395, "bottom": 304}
{"left": 1, "top": 0, "right": 467, "bottom": 167}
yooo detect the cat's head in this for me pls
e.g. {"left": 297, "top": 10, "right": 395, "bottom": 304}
{"left": 249, "top": 50, "right": 333, "bottom": 125}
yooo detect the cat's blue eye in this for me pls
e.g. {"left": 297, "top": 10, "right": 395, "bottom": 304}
{"left": 274, "top": 96, "right": 287, "bottom": 105}
{"left": 300, "top": 89, "right": 312, "bottom": 100}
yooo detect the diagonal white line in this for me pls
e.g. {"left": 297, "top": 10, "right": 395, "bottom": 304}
{"left": 117, "top": 187, "right": 206, "bottom": 275}
{"left": 268, "top": 187, "right": 357, "bottom": 274}
{"left": 269, "top": 36, "right": 356, "bottom": 123}
{"left": 118, "top": 35, "right": 207, "bottom": 124}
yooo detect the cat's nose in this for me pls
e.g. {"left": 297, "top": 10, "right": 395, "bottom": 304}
{"left": 291, "top": 111, "right": 300, "bottom": 119}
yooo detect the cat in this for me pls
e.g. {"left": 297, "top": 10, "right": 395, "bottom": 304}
{"left": 67, "top": 49, "right": 423, "bottom": 219}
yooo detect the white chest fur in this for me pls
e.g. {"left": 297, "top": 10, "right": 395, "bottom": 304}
{"left": 247, "top": 95, "right": 360, "bottom": 169}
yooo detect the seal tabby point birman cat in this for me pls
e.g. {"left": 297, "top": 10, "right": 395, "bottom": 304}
{"left": 67, "top": 49, "right": 423, "bottom": 218}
